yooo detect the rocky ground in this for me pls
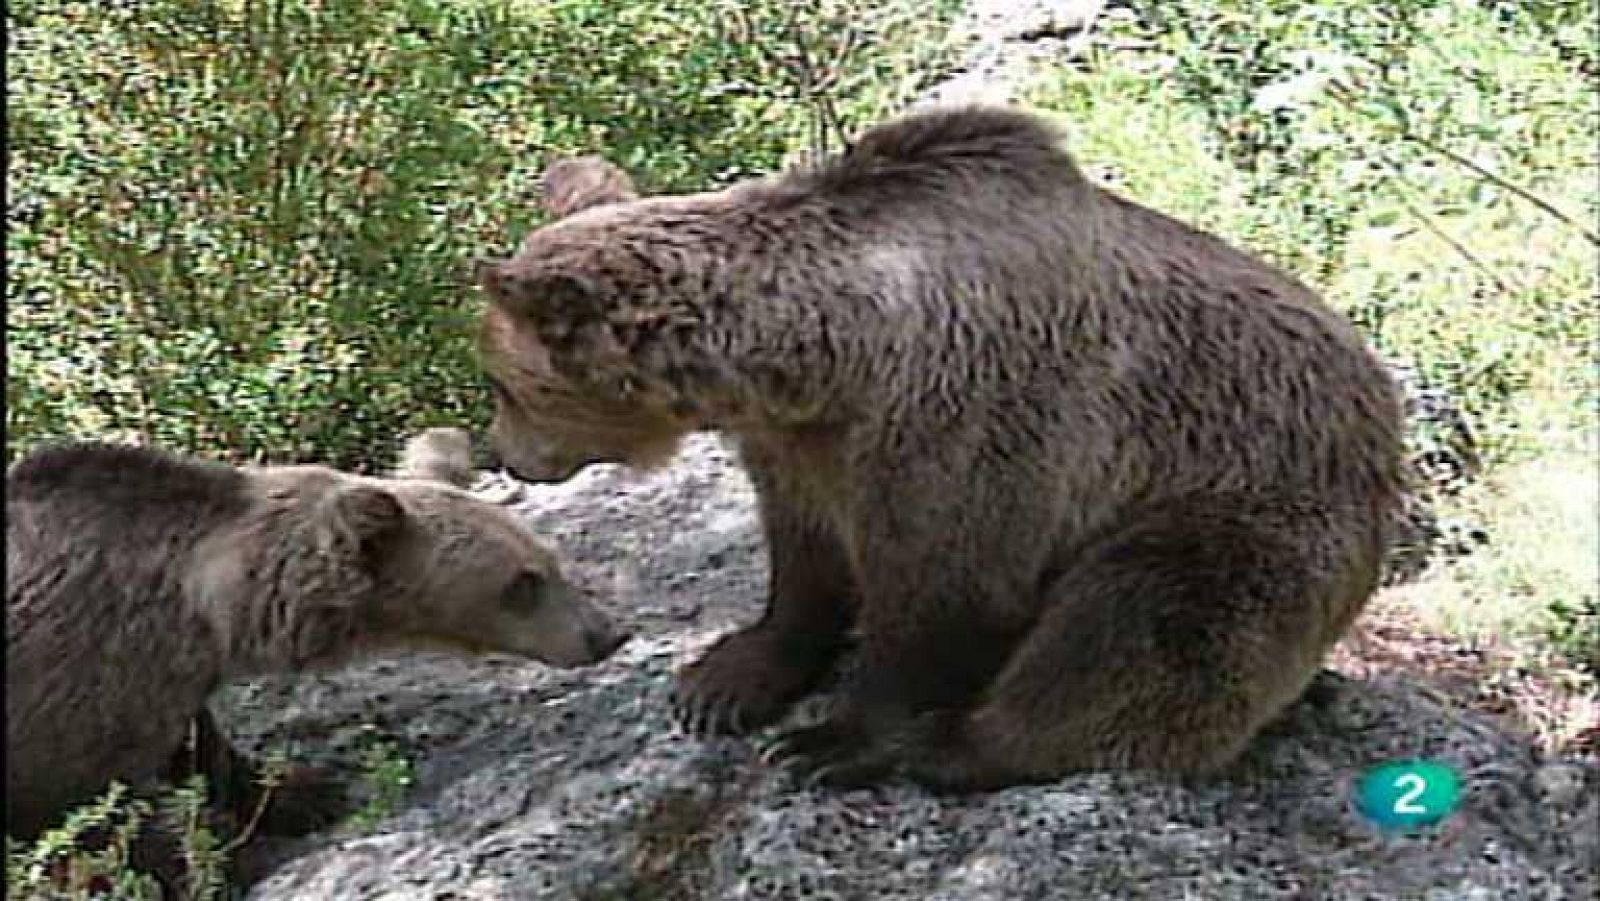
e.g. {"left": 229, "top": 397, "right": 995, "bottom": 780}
{"left": 226, "top": 433, "right": 1596, "bottom": 900}
{"left": 220, "top": 1, "right": 1597, "bottom": 897}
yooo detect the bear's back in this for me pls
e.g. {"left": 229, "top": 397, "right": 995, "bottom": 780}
{"left": 7, "top": 441, "right": 252, "bottom": 561}
{"left": 8, "top": 442, "right": 246, "bottom": 509}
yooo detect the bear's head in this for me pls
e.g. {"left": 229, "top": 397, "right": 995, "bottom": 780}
{"left": 473, "top": 156, "right": 704, "bottom": 482}
{"left": 218, "top": 429, "right": 629, "bottom": 670}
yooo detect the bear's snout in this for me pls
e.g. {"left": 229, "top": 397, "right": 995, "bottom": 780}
{"left": 529, "top": 582, "right": 632, "bottom": 668}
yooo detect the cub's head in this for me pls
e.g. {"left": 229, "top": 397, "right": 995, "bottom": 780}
{"left": 474, "top": 156, "right": 702, "bottom": 483}
{"left": 254, "top": 429, "right": 628, "bottom": 669}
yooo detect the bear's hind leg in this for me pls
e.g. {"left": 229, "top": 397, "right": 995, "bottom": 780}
{"left": 674, "top": 459, "right": 855, "bottom": 736}
{"left": 893, "top": 495, "right": 1384, "bottom": 792}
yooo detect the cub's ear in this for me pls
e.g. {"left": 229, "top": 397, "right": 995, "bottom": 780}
{"left": 395, "top": 427, "right": 475, "bottom": 488}
{"left": 541, "top": 155, "right": 638, "bottom": 219}
{"left": 318, "top": 483, "right": 406, "bottom": 561}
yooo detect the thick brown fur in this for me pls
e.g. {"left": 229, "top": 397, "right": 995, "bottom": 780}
{"left": 5, "top": 429, "right": 628, "bottom": 845}
{"left": 475, "top": 105, "right": 1405, "bottom": 792}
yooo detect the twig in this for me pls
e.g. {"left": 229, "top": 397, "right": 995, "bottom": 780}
{"left": 1327, "top": 80, "right": 1599, "bottom": 246}
{"left": 220, "top": 766, "right": 282, "bottom": 856}
{"left": 780, "top": 6, "right": 825, "bottom": 161}
{"left": 784, "top": 11, "right": 853, "bottom": 159}
{"left": 1407, "top": 133, "right": 1599, "bottom": 246}
{"left": 726, "top": 2, "right": 856, "bottom": 164}
{"left": 1374, "top": 156, "right": 1522, "bottom": 297}
{"left": 818, "top": 23, "right": 865, "bottom": 93}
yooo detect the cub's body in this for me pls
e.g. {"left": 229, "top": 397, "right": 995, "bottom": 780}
{"left": 6, "top": 431, "right": 625, "bottom": 838}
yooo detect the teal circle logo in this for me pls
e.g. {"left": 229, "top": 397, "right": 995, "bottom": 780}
{"left": 1354, "top": 759, "right": 1463, "bottom": 833}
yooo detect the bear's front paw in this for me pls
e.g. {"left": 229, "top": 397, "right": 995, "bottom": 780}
{"left": 673, "top": 630, "right": 827, "bottom": 735}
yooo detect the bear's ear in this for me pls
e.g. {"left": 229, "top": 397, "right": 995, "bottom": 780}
{"left": 478, "top": 261, "right": 604, "bottom": 339}
{"left": 541, "top": 155, "right": 638, "bottom": 219}
{"left": 318, "top": 484, "right": 406, "bottom": 562}
{"left": 395, "top": 427, "right": 475, "bottom": 488}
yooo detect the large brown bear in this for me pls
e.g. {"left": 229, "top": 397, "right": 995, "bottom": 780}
{"left": 6, "top": 429, "right": 628, "bottom": 843}
{"left": 473, "top": 105, "right": 1405, "bottom": 791}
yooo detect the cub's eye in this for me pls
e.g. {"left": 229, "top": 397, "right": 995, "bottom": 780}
{"left": 502, "top": 570, "right": 546, "bottom": 613}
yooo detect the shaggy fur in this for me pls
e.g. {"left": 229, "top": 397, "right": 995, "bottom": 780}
{"left": 394, "top": 426, "right": 477, "bottom": 487}
{"left": 475, "top": 105, "right": 1405, "bottom": 791}
{"left": 6, "top": 430, "right": 627, "bottom": 841}
{"left": 540, "top": 154, "right": 638, "bottom": 219}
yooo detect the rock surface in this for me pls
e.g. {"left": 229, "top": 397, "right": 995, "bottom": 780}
{"left": 227, "top": 434, "right": 1596, "bottom": 900}
{"left": 225, "top": 2, "right": 1579, "bottom": 897}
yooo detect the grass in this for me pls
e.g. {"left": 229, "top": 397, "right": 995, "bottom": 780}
{"left": 1422, "top": 453, "right": 1599, "bottom": 661}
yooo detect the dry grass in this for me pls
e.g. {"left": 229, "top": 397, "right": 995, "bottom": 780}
{"left": 1336, "top": 588, "right": 1599, "bottom": 760}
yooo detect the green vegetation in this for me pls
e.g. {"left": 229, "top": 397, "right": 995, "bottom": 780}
{"left": 6, "top": 784, "right": 160, "bottom": 900}
{"left": 1430, "top": 454, "right": 1598, "bottom": 666}
{"left": 1036, "top": 0, "right": 1594, "bottom": 466}
{"left": 6, "top": 0, "right": 960, "bottom": 469}
{"left": 347, "top": 729, "right": 417, "bottom": 833}
{"left": 5, "top": 779, "right": 231, "bottom": 901}
{"left": 1028, "top": 0, "right": 1595, "bottom": 693}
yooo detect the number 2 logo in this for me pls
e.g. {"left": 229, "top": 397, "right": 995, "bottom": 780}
{"left": 1355, "top": 760, "right": 1462, "bottom": 833}
{"left": 1392, "top": 772, "right": 1428, "bottom": 815}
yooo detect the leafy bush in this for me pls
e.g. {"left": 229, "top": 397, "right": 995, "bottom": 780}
{"left": 5, "top": 778, "right": 229, "bottom": 901}
{"left": 5, "top": 2, "right": 960, "bottom": 889}
{"left": 7, "top": 0, "right": 960, "bottom": 468}
{"left": 347, "top": 726, "right": 417, "bottom": 833}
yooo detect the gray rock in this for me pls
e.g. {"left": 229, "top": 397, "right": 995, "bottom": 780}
{"left": 916, "top": 0, "right": 1110, "bottom": 108}
{"left": 223, "top": 434, "right": 1593, "bottom": 900}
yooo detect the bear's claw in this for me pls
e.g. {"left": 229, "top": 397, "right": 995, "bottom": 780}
{"left": 671, "top": 684, "right": 758, "bottom": 736}
{"left": 761, "top": 718, "right": 894, "bottom": 789}
{"left": 761, "top": 710, "right": 993, "bottom": 792}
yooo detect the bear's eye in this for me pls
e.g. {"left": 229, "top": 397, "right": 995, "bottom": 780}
{"left": 502, "top": 570, "right": 546, "bottom": 613}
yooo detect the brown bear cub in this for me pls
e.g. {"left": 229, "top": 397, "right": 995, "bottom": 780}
{"left": 6, "top": 429, "right": 628, "bottom": 843}
{"left": 474, "top": 105, "right": 1405, "bottom": 791}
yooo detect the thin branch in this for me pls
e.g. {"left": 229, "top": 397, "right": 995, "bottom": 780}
{"left": 220, "top": 771, "right": 280, "bottom": 856}
{"left": 731, "top": 2, "right": 854, "bottom": 165}
{"left": 1374, "top": 155, "right": 1523, "bottom": 297}
{"left": 1406, "top": 132, "right": 1599, "bottom": 246}
{"left": 1327, "top": 80, "right": 1599, "bottom": 246}
{"left": 819, "top": 23, "right": 865, "bottom": 92}
{"left": 783, "top": 8, "right": 853, "bottom": 159}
